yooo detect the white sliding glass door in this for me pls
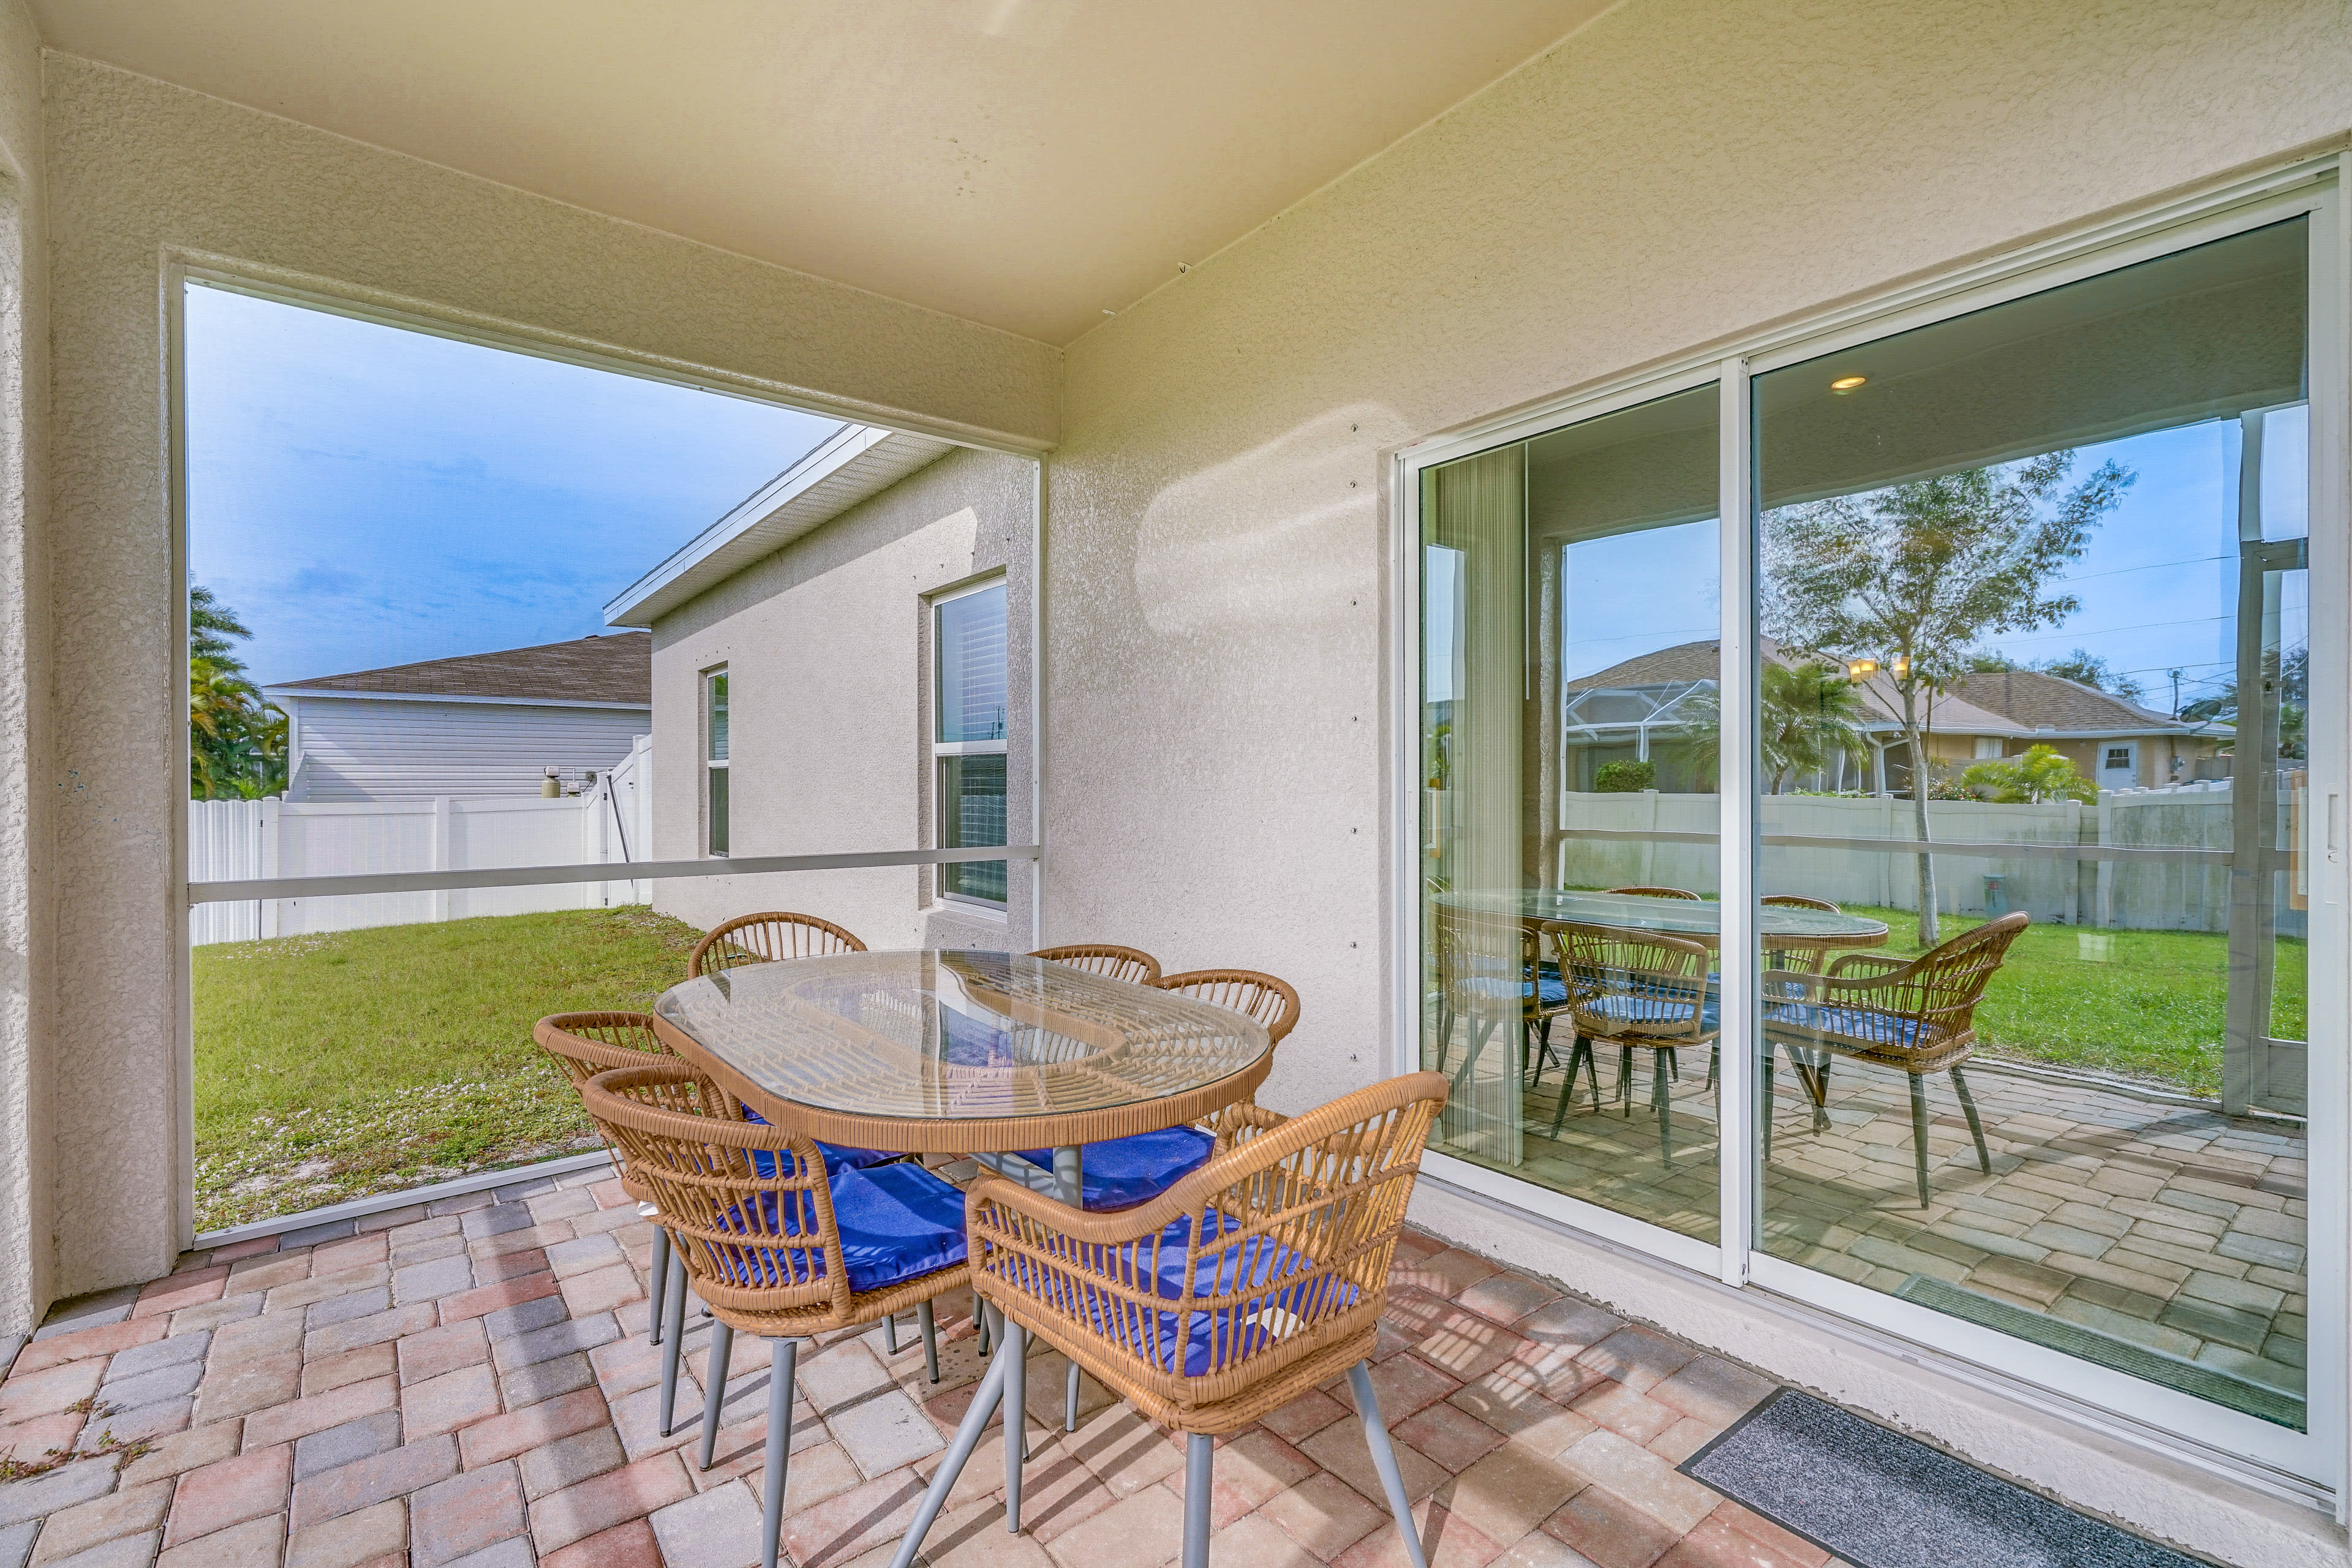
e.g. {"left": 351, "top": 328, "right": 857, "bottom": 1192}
{"left": 1402, "top": 170, "right": 2345, "bottom": 1488}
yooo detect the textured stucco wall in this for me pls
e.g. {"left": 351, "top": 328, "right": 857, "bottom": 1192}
{"left": 0, "top": 0, "right": 47, "bottom": 1340}
{"left": 1044, "top": 0, "right": 2352, "bottom": 1557}
{"left": 649, "top": 445, "right": 1036, "bottom": 956}
{"left": 36, "top": 54, "right": 1058, "bottom": 1311}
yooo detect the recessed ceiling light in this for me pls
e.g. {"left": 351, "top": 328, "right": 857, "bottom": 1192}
{"left": 1830, "top": 375, "right": 1868, "bottom": 392}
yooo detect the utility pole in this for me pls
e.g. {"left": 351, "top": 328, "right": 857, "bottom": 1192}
{"left": 2168, "top": 668, "right": 2182, "bottom": 719}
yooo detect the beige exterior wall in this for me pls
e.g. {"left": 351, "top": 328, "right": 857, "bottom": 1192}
{"left": 0, "top": 0, "right": 47, "bottom": 1346}
{"left": 1043, "top": 1, "right": 2351, "bottom": 1558}
{"left": 649, "top": 445, "right": 1036, "bottom": 956}
{"left": 20, "top": 55, "right": 1057, "bottom": 1322}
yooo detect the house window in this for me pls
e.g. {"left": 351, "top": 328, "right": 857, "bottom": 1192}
{"left": 704, "top": 668, "right": 729, "bottom": 856}
{"left": 935, "top": 581, "right": 1007, "bottom": 904}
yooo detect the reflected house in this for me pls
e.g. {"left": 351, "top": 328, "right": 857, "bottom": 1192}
{"left": 1564, "top": 638, "right": 2229, "bottom": 795}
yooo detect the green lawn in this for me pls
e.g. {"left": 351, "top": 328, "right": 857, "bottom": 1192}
{"left": 194, "top": 907, "right": 703, "bottom": 1232}
{"left": 1823, "top": 905, "right": 2302, "bottom": 1098}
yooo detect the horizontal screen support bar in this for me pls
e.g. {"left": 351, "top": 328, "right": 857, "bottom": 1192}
{"left": 1556, "top": 827, "right": 2231, "bottom": 865}
{"left": 186, "top": 844, "right": 1041, "bottom": 905}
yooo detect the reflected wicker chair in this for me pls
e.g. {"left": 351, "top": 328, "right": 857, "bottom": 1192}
{"left": 889, "top": 1072, "right": 1452, "bottom": 1568}
{"left": 1762, "top": 912, "right": 2027, "bottom": 1208}
{"left": 1546, "top": 923, "right": 1719, "bottom": 1167}
{"left": 582, "top": 1063, "right": 973, "bottom": 1568}
{"left": 1029, "top": 943, "right": 1163, "bottom": 985}
{"left": 687, "top": 911, "right": 867, "bottom": 978}
{"left": 1430, "top": 909, "right": 1571, "bottom": 1093}
{"left": 1607, "top": 885, "right": 1700, "bottom": 899}
{"left": 1762, "top": 892, "right": 1842, "bottom": 977}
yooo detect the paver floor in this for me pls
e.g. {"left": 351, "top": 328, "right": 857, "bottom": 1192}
{"left": 0, "top": 1156, "right": 2200, "bottom": 1568}
{"left": 1439, "top": 1027, "right": 2310, "bottom": 1423}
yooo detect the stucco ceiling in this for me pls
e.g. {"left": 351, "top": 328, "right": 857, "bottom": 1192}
{"left": 29, "top": 0, "right": 1613, "bottom": 345}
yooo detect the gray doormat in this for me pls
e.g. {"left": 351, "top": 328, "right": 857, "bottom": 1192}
{"left": 1681, "top": 1389, "right": 2207, "bottom": 1568}
{"left": 1893, "top": 1273, "right": 2304, "bottom": 1430}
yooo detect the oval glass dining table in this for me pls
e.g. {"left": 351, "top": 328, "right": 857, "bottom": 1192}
{"left": 650, "top": 949, "right": 1275, "bottom": 1567}
{"left": 1434, "top": 889, "right": 1890, "bottom": 954}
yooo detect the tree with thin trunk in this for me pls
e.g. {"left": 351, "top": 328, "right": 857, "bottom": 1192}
{"left": 1761, "top": 453, "right": 2133, "bottom": 944}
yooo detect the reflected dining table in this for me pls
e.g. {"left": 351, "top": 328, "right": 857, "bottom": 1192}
{"left": 649, "top": 948, "right": 1275, "bottom": 1567}
{"left": 1434, "top": 888, "right": 1890, "bottom": 956}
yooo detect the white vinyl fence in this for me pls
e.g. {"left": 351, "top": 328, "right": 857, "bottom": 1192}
{"left": 1542, "top": 778, "right": 2299, "bottom": 935}
{"left": 190, "top": 734, "right": 652, "bottom": 945}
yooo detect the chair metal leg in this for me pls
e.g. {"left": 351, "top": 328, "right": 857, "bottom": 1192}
{"left": 1183, "top": 1432, "right": 1214, "bottom": 1568}
{"left": 1547, "top": 1036, "right": 1588, "bottom": 1140}
{"left": 1451, "top": 1019, "right": 1494, "bottom": 1093}
{"left": 1003, "top": 1319, "right": 1027, "bottom": 1531}
{"left": 1064, "top": 1360, "right": 1081, "bottom": 1432}
{"left": 1618, "top": 1043, "right": 1633, "bottom": 1115}
{"left": 883, "top": 1312, "right": 900, "bottom": 1356}
{"left": 1951, "top": 1066, "right": 1991, "bottom": 1174}
{"left": 1349, "top": 1362, "right": 1428, "bottom": 1568}
{"left": 657, "top": 1247, "right": 689, "bottom": 1436}
{"left": 918, "top": 1299, "right": 940, "bottom": 1384}
{"left": 646, "top": 1223, "right": 670, "bottom": 1347}
{"left": 1907, "top": 1072, "right": 1933, "bottom": 1209}
{"left": 1665, "top": 1046, "right": 1680, "bottom": 1082}
{"left": 1760, "top": 1047, "right": 1776, "bottom": 1166}
{"left": 698, "top": 1319, "right": 735, "bottom": 1470}
{"left": 887, "top": 1337, "right": 1012, "bottom": 1568}
{"left": 759, "top": 1337, "right": 798, "bottom": 1568}
{"left": 1652, "top": 1048, "right": 1674, "bottom": 1171}
{"left": 1433, "top": 1006, "right": 1452, "bottom": 1072}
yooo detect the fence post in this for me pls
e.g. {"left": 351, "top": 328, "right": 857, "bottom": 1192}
{"left": 432, "top": 797, "right": 453, "bottom": 924}
{"left": 259, "top": 796, "right": 281, "bottom": 938}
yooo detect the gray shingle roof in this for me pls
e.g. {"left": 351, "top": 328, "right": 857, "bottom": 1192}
{"left": 271, "top": 632, "right": 651, "bottom": 704}
{"left": 1946, "top": 669, "right": 2185, "bottom": 733}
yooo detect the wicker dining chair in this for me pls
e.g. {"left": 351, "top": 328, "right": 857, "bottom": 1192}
{"left": 581, "top": 1063, "right": 974, "bottom": 1568}
{"left": 1762, "top": 912, "right": 2026, "bottom": 1208}
{"left": 892, "top": 1072, "right": 1452, "bottom": 1568}
{"left": 1606, "top": 884, "right": 1701, "bottom": 899}
{"left": 1545, "top": 923, "right": 1719, "bottom": 1167}
{"left": 1760, "top": 892, "right": 1842, "bottom": 977}
{"left": 687, "top": 911, "right": 867, "bottom": 978}
{"left": 1430, "top": 908, "right": 1570, "bottom": 1092}
{"left": 535, "top": 1013, "right": 693, "bottom": 1354}
{"left": 1029, "top": 943, "right": 1164, "bottom": 986}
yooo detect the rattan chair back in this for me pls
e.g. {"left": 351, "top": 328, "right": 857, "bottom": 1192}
{"left": 1607, "top": 885, "right": 1700, "bottom": 900}
{"left": 968, "top": 1071, "right": 1448, "bottom": 1430}
{"left": 1030, "top": 944, "right": 1163, "bottom": 986}
{"left": 688, "top": 911, "right": 867, "bottom": 978}
{"left": 1784, "top": 911, "right": 2029, "bottom": 1070}
{"left": 1154, "top": 969, "right": 1300, "bottom": 1045}
{"left": 1555, "top": 922, "right": 1717, "bottom": 1046}
{"left": 1430, "top": 907, "right": 1561, "bottom": 1025}
{"left": 1762, "top": 894, "right": 1839, "bottom": 911}
{"left": 533, "top": 1011, "right": 674, "bottom": 1089}
{"left": 581, "top": 1062, "right": 965, "bottom": 1333}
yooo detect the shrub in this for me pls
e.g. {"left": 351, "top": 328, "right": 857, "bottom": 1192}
{"left": 1593, "top": 760, "right": 1656, "bottom": 793}
{"left": 1961, "top": 742, "right": 2098, "bottom": 804}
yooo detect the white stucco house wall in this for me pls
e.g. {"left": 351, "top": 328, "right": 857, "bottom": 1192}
{"left": 263, "top": 631, "right": 651, "bottom": 802}
{"left": 603, "top": 423, "right": 1037, "bottom": 953}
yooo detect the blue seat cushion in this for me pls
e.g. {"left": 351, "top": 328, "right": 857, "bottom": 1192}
{"left": 1060, "top": 1210, "right": 1359, "bottom": 1378}
{"left": 741, "top": 1107, "right": 898, "bottom": 1175}
{"left": 710, "top": 1159, "right": 968, "bottom": 1295}
{"left": 1763, "top": 1003, "right": 1925, "bottom": 1049}
{"left": 1581, "top": 987, "right": 1721, "bottom": 1033}
{"left": 1016, "top": 1127, "right": 1216, "bottom": 1212}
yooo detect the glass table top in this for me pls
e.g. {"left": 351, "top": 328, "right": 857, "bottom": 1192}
{"left": 1435, "top": 889, "right": 1887, "bottom": 943}
{"left": 652, "top": 949, "right": 1272, "bottom": 1125}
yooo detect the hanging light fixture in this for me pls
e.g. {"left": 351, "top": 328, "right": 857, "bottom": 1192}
{"left": 1891, "top": 653, "right": 1913, "bottom": 682}
{"left": 1845, "top": 658, "right": 1879, "bottom": 684}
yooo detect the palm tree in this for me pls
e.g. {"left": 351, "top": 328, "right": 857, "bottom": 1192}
{"left": 189, "top": 584, "right": 289, "bottom": 799}
{"left": 1761, "top": 660, "right": 1868, "bottom": 793}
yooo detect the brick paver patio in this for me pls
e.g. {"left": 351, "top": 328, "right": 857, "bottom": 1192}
{"left": 0, "top": 1162, "right": 1877, "bottom": 1568}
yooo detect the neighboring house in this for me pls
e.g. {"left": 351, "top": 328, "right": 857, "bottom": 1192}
{"left": 1566, "top": 639, "right": 2226, "bottom": 793}
{"left": 263, "top": 632, "right": 651, "bottom": 801}
{"left": 602, "top": 423, "right": 1033, "bottom": 952}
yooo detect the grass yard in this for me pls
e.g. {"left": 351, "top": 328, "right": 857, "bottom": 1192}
{"left": 194, "top": 907, "right": 703, "bottom": 1232}
{"left": 1823, "top": 904, "right": 2302, "bottom": 1098}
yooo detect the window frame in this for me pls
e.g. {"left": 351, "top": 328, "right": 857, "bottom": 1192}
{"left": 931, "top": 576, "right": 1009, "bottom": 908}
{"left": 1390, "top": 157, "right": 2346, "bottom": 1501}
{"left": 703, "top": 666, "right": 729, "bottom": 858}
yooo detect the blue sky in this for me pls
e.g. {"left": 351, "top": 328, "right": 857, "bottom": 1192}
{"left": 1427, "top": 409, "right": 2310, "bottom": 712}
{"left": 185, "top": 285, "right": 840, "bottom": 688}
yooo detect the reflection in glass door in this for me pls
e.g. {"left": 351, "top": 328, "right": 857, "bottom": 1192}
{"left": 1751, "top": 217, "right": 2319, "bottom": 1432}
{"left": 1420, "top": 384, "right": 1724, "bottom": 1240}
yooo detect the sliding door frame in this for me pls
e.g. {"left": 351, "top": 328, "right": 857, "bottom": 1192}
{"left": 1390, "top": 153, "right": 2346, "bottom": 1502}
